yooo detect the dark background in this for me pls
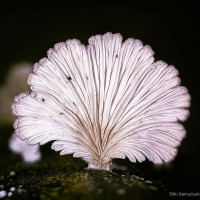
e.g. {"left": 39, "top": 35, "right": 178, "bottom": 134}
{"left": 0, "top": 0, "right": 199, "bottom": 192}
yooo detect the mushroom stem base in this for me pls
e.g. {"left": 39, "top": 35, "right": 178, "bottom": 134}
{"left": 87, "top": 162, "right": 113, "bottom": 171}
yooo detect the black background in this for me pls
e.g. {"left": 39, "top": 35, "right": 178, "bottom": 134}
{"left": 0, "top": 0, "right": 199, "bottom": 192}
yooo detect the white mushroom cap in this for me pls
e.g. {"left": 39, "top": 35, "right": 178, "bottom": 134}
{"left": 12, "top": 33, "right": 190, "bottom": 171}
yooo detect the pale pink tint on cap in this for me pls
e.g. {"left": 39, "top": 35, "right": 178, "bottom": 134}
{"left": 12, "top": 33, "right": 190, "bottom": 171}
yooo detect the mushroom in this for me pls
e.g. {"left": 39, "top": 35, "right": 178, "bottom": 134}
{"left": 9, "top": 133, "right": 41, "bottom": 163}
{"left": 12, "top": 33, "right": 190, "bottom": 171}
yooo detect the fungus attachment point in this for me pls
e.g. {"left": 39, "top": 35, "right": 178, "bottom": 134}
{"left": 87, "top": 161, "right": 113, "bottom": 171}
{"left": 12, "top": 33, "right": 190, "bottom": 171}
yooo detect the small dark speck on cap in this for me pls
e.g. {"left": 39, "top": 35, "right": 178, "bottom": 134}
{"left": 67, "top": 76, "right": 72, "bottom": 80}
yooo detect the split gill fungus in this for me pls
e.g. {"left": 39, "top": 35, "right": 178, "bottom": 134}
{"left": 12, "top": 33, "right": 190, "bottom": 171}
